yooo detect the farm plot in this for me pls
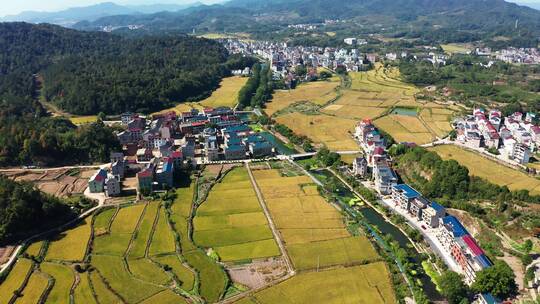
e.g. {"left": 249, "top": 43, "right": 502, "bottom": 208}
{"left": 153, "top": 255, "right": 195, "bottom": 290}
{"left": 420, "top": 108, "right": 454, "bottom": 138}
{"left": 374, "top": 115, "right": 434, "bottom": 144}
{"left": 88, "top": 271, "right": 123, "bottom": 304}
{"left": 73, "top": 272, "right": 97, "bottom": 304}
{"left": 275, "top": 112, "right": 358, "bottom": 151}
{"left": 16, "top": 271, "right": 49, "bottom": 304}
{"left": 93, "top": 204, "right": 145, "bottom": 256}
{"left": 266, "top": 78, "right": 340, "bottom": 116}
{"left": 3, "top": 168, "right": 91, "bottom": 198}
{"left": 45, "top": 217, "right": 92, "bottom": 262}
{"left": 148, "top": 207, "right": 177, "bottom": 256}
{"left": 154, "top": 76, "right": 248, "bottom": 115}
{"left": 169, "top": 178, "right": 229, "bottom": 302}
{"left": 194, "top": 167, "right": 280, "bottom": 262}
{"left": 236, "top": 262, "right": 395, "bottom": 304}
{"left": 429, "top": 145, "right": 540, "bottom": 195}
{"left": 128, "top": 202, "right": 160, "bottom": 259}
{"left": 92, "top": 255, "right": 165, "bottom": 303}
{"left": 40, "top": 262, "right": 75, "bottom": 304}
{"left": 287, "top": 236, "right": 379, "bottom": 270}
{"left": 0, "top": 258, "right": 33, "bottom": 304}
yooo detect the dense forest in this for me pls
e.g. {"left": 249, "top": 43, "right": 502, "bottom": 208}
{"left": 0, "top": 176, "right": 75, "bottom": 244}
{"left": 0, "top": 22, "right": 230, "bottom": 115}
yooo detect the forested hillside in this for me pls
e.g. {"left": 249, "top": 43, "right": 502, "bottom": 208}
{"left": 0, "top": 176, "right": 75, "bottom": 244}
{"left": 0, "top": 22, "right": 230, "bottom": 115}
{"left": 75, "top": 0, "right": 540, "bottom": 45}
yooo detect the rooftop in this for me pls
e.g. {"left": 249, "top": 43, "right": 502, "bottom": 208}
{"left": 393, "top": 184, "right": 421, "bottom": 199}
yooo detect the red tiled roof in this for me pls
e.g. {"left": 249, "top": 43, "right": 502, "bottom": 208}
{"left": 462, "top": 235, "right": 484, "bottom": 256}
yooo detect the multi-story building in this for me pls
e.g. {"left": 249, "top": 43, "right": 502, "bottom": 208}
{"left": 89, "top": 169, "right": 107, "bottom": 193}
{"left": 352, "top": 156, "right": 368, "bottom": 177}
{"left": 409, "top": 196, "right": 430, "bottom": 221}
{"left": 421, "top": 202, "right": 446, "bottom": 228}
{"left": 391, "top": 184, "right": 422, "bottom": 211}
{"left": 156, "top": 158, "right": 174, "bottom": 189}
{"left": 373, "top": 161, "right": 398, "bottom": 195}
{"left": 105, "top": 175, "right": 121, "bottom": 197}
{"left": 111, "top": 161, "right": 125, "bottom": 179}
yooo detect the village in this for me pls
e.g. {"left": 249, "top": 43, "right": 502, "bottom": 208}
{"left": 454, "top": 108, "right": 540, "bottom": 167}
{"left": 87, "top": 107, "right": 277, "bottom": 197}
{"left": 352, "top": 118, "right": 499, "bottom": 304}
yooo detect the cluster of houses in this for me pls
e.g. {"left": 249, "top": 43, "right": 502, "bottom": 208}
{"left": 493, "top": 48, "right": 540, "bottom": 64}
{"left": 223, "top": 39, "right": 377, "bottom": 78}
{"left": 353, "top": 119, "right": 398, "bottom": 195}
{"left": 391, "top": 184, "right": 493, "bottom": 285}
{"left": 103, "top": 107, "right": 276, "bottom": 195}
{"left": 88, "top": 152, "right": 126, "bottom": 197}
{"left": 455, "top": 109, "right": 540, "bottom": 165}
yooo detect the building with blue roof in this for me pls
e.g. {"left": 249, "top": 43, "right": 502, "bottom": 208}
{"left": 475, "top": 254, "right": 493, "bottom": 269}
{"left": 420, "top": 201, "right": 446, "bottom": 228}
{"left": 225, "top": 144, "right": 246, "bottom": 160}
{"left": 391, "top": 184, "right": 422, "bottom": 210}
{"left": 479, "top": 293, "right": 501, "bottom": 304}
{"left": 249, "top": 141, "right": 273, "bottom": 158}
{"left": 442, "top": 215, "right": 469, "bottom": 237}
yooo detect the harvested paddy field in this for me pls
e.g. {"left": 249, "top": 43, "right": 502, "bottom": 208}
{"left": 236, "top": 262, "right": 395, "bottom": 304}
{"left": 429, "top": 145, "right": 540, "bottom": 195}
{"left": 1, "top": 168, "right": 93, "bottom": 198}
{"left": 266, "top": 77, "right": 340, "bottom": 116}
{"left": 194, "top": 167, "right": 280, "bottom": 262}
{"left": 154, "top": 76, "right": 248, "bottom": 114}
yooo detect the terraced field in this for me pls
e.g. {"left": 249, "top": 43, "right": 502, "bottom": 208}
{"left": 269, "top": 64, "right": 457, "bottom": 149}
{"left": 0, "top": 177, "right": 228, "bottom": 304}
{"left": 194, "top": 167, "right": 280, "bottom": 262}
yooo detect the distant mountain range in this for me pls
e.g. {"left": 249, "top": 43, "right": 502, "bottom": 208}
{"left": 71, "top": 0, "right": 540, "bottom": 42}
{"left": 0, "top": 2, "right": 204, "bottom": 27}
{"left": 517, "top": 2, "right": 540, "bottom": 10}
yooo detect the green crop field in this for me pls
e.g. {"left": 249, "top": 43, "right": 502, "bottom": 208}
{"left": 41, "top": 262, "right": 74, "bottom": 304}
{"left": 148, "top": 206, "right": 177, "bottom": 256}
{"left": 93, "top": 232, "right": 133, "bottom": 256}
{"left": 129, "top": 202, "right": 160, "bottom": 259}
{"left": 193, "top": 167, "right": 280, "bottom": 262}
{"left": 89, "top": 271, "right": 123, "bottom": 304}
{"left": 25, "top": 241, "right": 43, "bottom": 258}
{"left": 46, "top": 217, "right": 92, "bottom": 262}
{"left": 128, "top": 258, "right": 170, "bottom": 285}
{"left": 287, "top": 236, "right": 379, "bottom": 270}
{"left": 153, "top": 255, "right": 195, "bottom": 290}
{"left": 238, "top": 262, "right": 395, "bottom": 303}
{"left": 140, "top": 290, "right": 188, "bottom": 304}
{"left": 73, "top": 272, "right": 97, "bottom": 304}
{"left": 93, "top": 208, "right": 116, "bottom": 234}
{"left": 17, "top": 271, "right": 49, "bottom": 304}
{"left": 92, "top": 255, "right": 164, "bottom": 303}
{"left": 0, "top": 258, "right": 33, "bottom": 304}
{"left": 184, "top": 250, "right": 227, "bottom": 303}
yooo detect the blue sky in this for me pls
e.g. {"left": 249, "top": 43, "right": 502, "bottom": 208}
{"left": 0, "top": 0, "right": 536, "bottom": 17}
{"left": 0, "top": 0, "right": 221, "bottom": 17}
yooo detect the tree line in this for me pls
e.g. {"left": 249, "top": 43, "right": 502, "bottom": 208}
{"left": 237, "top": 63, "right": 274, "bottom": 109}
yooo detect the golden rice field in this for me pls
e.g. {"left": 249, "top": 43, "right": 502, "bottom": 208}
{"left": 374, "top": 114, "right": 435, "bottom": 144}
{"left": 194, "top": 167, "right": 280, "bottom": 262}
{"left": 45, "top": 217, "right": 92, "bottom": 262}
{"left": 271, "top": 64, "right": 456, "bottom": 149}
{"left": 265, "top": 77, "right": 340, "bottom": 116}
{"left": 275, "top": 112, "right": 358, "bottom": 151}
{"left": 154, "top": 76, "right": 248, "bottom": 114}
{"left": 429, "top": 145, "right": 540, "bottom": 195}
{"left": 236, "top": 262, "right": 395, "bottom": 304}
{"left": 440, "top": 43, "right": 472, "bottom": 54}
{"left": 253, "top": 169, "right": 379, "bottom": 271}
{"left": 69, "top": 115, "right": 98, "bottom": 125}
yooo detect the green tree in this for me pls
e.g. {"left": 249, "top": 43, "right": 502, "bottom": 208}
{"left": 472, "top": 261, "right": 517, "bottom": 299}
{"left": 439, "top": 271, "right": 469, "bottom": 304}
